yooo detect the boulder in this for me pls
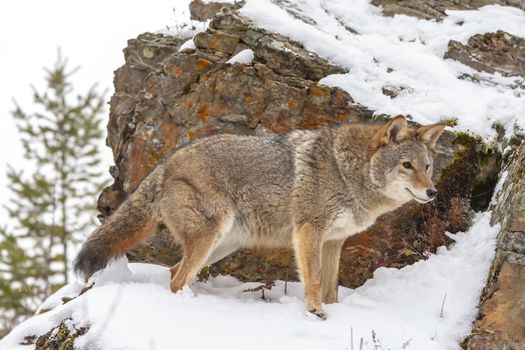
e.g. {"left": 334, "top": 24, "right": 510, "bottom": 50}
{"left": 371, "top": 0, "right": 523, "bottom": 21}
{"left": 97, "top": 8, "right": 493, "bottom": 288}
{"left": 462, "top": 140, "right": 525, "bottom": 349}
{"left": 445, "top": 31, "right": 525, "bottom": 77}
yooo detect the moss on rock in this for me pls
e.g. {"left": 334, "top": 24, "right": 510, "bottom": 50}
{"left": 35, "top": 319, "right": 87, "bottom": 350}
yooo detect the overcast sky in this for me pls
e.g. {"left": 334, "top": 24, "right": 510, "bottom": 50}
{"left": 0, "top": 0, "right": 188, "bottom": 222}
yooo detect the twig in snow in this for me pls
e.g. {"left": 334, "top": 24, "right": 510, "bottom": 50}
{"left": 431, "top": 326, "right": 437, "bottom": 341}
{"left": 371, "top": 330, "right": 384, "bottom": 350}
{"left": 440, "top": 293, "right": 447, "bottom": 319}
{"left": 401, "top": 338, "right": 412, "bottom": 349}
{"left": 351, "top": 327, "right": 354, "bottom": 350}
{"left": 242, "top": 281, "right": 275, "bottom": 301}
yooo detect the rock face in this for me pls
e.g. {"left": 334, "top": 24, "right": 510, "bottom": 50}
{"left": 371, "top": 0, "right": 523, "bottom": 20}
{"left": 189, "top": 0, "right": 243, "bottom": 21}
{"left": 34, "top": 318, "right": 87, "bottom": 350}
{"left": 96, "top": 7, "right": 494, "bottom": 289}
{"left": 445, "top": 31, "right": 525, "bottom": 77}
{"left": 463, "top": 140, "right": 525, "bottom": 350}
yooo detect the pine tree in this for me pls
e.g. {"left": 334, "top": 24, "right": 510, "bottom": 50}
{"left": 0, "top": 52, "right": 107, "bottom": 336}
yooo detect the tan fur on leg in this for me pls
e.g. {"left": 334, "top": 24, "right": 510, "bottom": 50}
{"left": 170, "top": 233, "right": 220, "bottom": 292}
{"left": 166, "top": 213, "right": 232, "bottom": 292}
{"left": 293, "top": 223, "right": 325, "bottom": 318}
{"left": 169, "top": 262, "right": 180, "bottom": 280}
{"left": 321, "top": 239, "right": 345, "bottom": 304}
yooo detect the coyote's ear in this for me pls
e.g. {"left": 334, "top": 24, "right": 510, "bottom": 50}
{"left": 379, "top": 115, "right": 409, "bottom": 145}
{"left": 417, "top": 122, "right": 447, "bottom": 150}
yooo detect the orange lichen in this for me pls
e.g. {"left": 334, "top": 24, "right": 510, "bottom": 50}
{"left": 197, "top": 104, "right": 211, "bottom": 122}
{"left": 196, "top": 58, "right": 211, "bottom": 69}
{"left": 188, "top": 126, "right": 218, "bottom": 140}
{"left": 288, "top": 100, "right": 300, "bottom": 110}
{"left": 310, "top": 85, "right": 330, "bottom": 99}
{"left": 167, "top": 65, "right": 184, "bottom": 75}
{"left": 310, "top": 86, "right": 322, "bottom": 97}
{"left": 159, "top": 123, "right": 180, "bottom": 154}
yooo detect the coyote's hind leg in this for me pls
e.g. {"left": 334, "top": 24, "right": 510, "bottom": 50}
{"left": 169, "top": 228, "right": 225, "bottom": 293}
{"left": 159, "top": 180, "right": 232, "bottom": 293}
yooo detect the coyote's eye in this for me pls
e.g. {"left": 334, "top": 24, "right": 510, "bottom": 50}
{"left": 426, "top": 164, "right": 430, "bottom": 171}
{"left": 402, "top": 162, "right": 412, "bottom": 169}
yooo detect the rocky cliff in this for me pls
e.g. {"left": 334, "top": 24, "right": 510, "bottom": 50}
{"left": 463, "top": 139, "right": 525, "bottom": 349}
{"left": 21, "top": 0, "right": 524, "bottom": 348}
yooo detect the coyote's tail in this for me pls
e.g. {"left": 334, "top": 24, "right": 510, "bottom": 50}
{"left": 74, "top": 167, "right": 163, "bottom": 281}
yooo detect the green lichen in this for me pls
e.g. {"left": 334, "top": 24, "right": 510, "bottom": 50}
{"left": 446, "top": 118, "right": 458, "bottom": 127}
{"left": 508, "top": 146, "right": 525, "bottom": 210}
{"left": 453, "top": 131, "right": 479, "bottom": 147}
{"left": 143, "top": 47, "right": 154, "bottom": 58}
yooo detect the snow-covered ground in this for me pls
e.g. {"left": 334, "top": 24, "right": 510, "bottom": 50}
{"left": 240, "top": 0, "right": 525, "bottom": 138}
{"left": 0, "top": 212, "right": 499, "bottom": 350}
{"left": 1, "top": 1, "right": 521, "bottom": 348}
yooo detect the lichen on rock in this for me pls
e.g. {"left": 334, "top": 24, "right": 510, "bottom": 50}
{"left": 33, "top": 319, "right": 87, "bottom": 350}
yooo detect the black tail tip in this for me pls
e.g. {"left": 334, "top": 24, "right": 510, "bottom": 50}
{"left": 73, "top": 244, "right": 111, "bottom": 282}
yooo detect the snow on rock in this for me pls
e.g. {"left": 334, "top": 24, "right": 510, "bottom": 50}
{"left": 88, "top": 256, "right": 134, "bottom": 286}
{"left": 179, "top": 38, "right": 196, "bottom": 51}
{"left": 36, "top": 282, "right": 84, "bottom": 314}
{"left": 226, "top": 48, "right": 254, "bottom": 64}
{"left": 0, "top": 212, "right": 499, "bottom": 350}
{"left": 490, "top": 169, "right": 509, "bottom": 206}
{"left": 157, "top": 0, "right": 209, "bottom": 39}
{"left": 240, "top": 0, "right": 525, "bottom": 138}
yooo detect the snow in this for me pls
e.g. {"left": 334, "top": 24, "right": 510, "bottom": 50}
{"left": 226, "top": 49, "right": 254, "bottom": 64}
{"left": 179, "top": 38, "right": 196, "bottom": 51}
{"left": 0, "top": 212, "right": 499, "bottom": 350}
{"left": 157, "top": 0, "right": 209, "bottom": 39}
{"left": 36, "top": 283, "right": 85, "bottom": 314}
{"left": 490, "top": 169, "right": 509, "bottom": 206}
{"left": 240, "top": 0, "right": 525, "bottom": 138}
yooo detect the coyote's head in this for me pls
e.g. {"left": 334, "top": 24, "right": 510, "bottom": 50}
{"left": 370, "top": 115, "right": 447, "bottom": 204}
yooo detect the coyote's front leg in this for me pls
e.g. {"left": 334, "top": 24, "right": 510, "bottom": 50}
{"left": 321, "top": 239, "right": 345, "bottom": 304}
{"left": 293, "top": 223, "right": 325, "bottom": 319}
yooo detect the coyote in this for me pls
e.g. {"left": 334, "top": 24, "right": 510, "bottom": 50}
{"left": 75, "top": 115, "right": 446, "bottom": 319}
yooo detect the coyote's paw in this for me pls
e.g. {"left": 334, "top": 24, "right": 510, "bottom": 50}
{"left": 176, "top": 285, "right": 196, "bottom": 298}
{"left": 307, "top": 308, "right": 327, "bottom": 320}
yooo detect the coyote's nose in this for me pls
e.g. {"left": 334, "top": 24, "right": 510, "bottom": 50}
{"left": 426, "top": 189, "right": 438, "bottom": 198}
